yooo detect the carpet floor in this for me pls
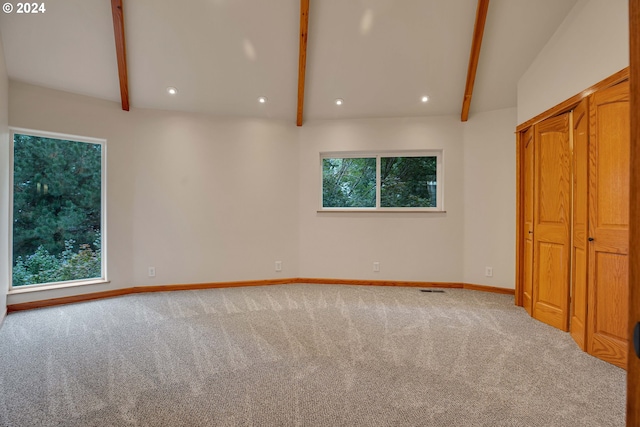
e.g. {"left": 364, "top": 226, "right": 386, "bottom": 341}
{"left": 0, "top": 284, "right": 626, "bottom": 426}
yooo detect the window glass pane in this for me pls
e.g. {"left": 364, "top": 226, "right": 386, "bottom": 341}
{"left": 12, "top": 133, "right": 103, "bottom": 287}
{"left": 380, "top": 156, "right": 437, "bottom": 207}
{"left": 322, "top": 157, "right": 376, "bottom": 207}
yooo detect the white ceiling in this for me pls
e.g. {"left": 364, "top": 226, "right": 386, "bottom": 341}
{"left": 0, "top": 0, "right": 578, "bottom": 122}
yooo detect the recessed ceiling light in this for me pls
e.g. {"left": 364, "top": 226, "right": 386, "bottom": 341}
{"left": 167, "top": 87, "right": 178, "bottom": 95}
{"left": 421, "top": 96, "right": 429, "bottom": 103}
{"left": 335, "top": 98, "right": 344, "bottom": 106}
{"left": 258, "top": 96, "right": 268, "bottom": 104}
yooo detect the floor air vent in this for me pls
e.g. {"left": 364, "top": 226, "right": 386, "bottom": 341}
{"left": 420, "top": 289, "right": 445, "bottom": 293}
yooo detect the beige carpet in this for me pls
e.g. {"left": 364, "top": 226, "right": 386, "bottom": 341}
{"left": 0, "top": 284, "right": 626, "bottom": 426}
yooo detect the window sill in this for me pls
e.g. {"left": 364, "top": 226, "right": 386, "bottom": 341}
{"left": 8, "top": 279, "right": 111, "bottom": 295}
{"left": 317, "top": 209, "right": 446, "bottom": 213}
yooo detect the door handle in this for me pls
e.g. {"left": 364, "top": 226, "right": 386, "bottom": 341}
{"left": 635, "top": 322, "right": 640, "bottom": 359}
{"left": 528, "top": 231, "right": 533, "bottom": 234}
{"left": 588, "top": 237, "right": 594, "bottom": 241}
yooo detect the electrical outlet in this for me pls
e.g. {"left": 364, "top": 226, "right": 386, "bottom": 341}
{"left": 373, "top": 262, "right": 380, "bottom": 272}
{"left": 275, "top": 261, "right": 282, "bottom": 272}
{"left": 148, "top": 267, "right": 156, "bottom": 277}
{"left": 485, "top": 267, "right": 493, "bottom": 277}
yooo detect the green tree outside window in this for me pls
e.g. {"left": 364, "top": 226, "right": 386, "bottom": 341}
{"left": 12, "top": 133, "right": 103, "bottom": 287}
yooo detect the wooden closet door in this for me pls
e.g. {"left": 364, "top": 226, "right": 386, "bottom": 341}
{"left": 533, "top": 113, "right": 571, "bottom": 331}
{"left": 571, "top": 99, "right": 589, "bottom": 350}
{"left": 523, "top": 127, "right": 535, "bottom": 315}
{"left": 628, "top": 0, "right": 640, "bottom": 420}
{"left": 587, "top": 81, "right": 630, "bottom": 369}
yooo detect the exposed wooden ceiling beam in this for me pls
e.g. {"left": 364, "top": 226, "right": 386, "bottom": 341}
{"left": 461, "top": 0, "right": 490, "bottom": 122}
{"left": 296, "top": 0, "right": 310, "bottom": 126}
{"left": 111, "top": 0, "right": 130, "bottom": 111}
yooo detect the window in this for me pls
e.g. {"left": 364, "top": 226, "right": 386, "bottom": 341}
{"left": 320, "top": 151, "right": 443, "bottom": 211}
{"left": 10, "top": 129, "right": 107, "bottom": 289}
{"left": 322, "top": 157, "right": 376, "bottom": 208}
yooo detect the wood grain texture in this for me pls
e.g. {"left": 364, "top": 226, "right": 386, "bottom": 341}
{"left": 461, "top": 0, "right": 490, "bottom": 122}
{"left": 296, "top": 0, "right": 309, "bottom": 127}
{"left": 6, "top": 279, "right": 514, "bottom": 312}
{"left": 587, "top": 82, "right": 630, "bottom": 369}
{"left": 523, "top": 127, "right": 534, "bottom": 314}
{"left": 462, "top": 283, "right": 515, "bottom": 295}
{"left": 298, "top": 278, "right": 463, "bottom": 288}
{"left": 6, "top": 278, "right": 299, "bottom": 312}
{"left": 515, "top": 130, "right": 523, "bottom": 306}
{"left": 516, "top": 70, "right": 629, "bottom": 314}
{"left": 628, "top": 0, "right": 640, "bottom": 421}
{"left": 570, "top": 99, "right": 589, "bottom": 350}
{"left": 516, "top": 68, "right": 629, "bottom": 133}
{"left": 7, "top": 288, "right": 134, "bottom": 312}
{"left": 111, "top": 0, "right": 129, "bottom": 111}
{"left": 131, "top": 278, "right": 300, "bottom": 293}
{"left": 532, "top": 113, "right": 571, "bottom": 331}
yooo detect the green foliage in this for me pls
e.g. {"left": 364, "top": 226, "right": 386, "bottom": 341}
{"left": 12, "top": 238, "right": 102, "bottom": 287}
{"left": 12, "top": 246, "right": 60, "bottom": 287}
{"left": 59, "top": 236, "right": 102, "bottom": 282}
{"left": 381, "top": 156, "right": 437, "bottom": 208}
{"left": 322, "top": 155, "right": 438, "bottom": 209}
{"left": 322, "top": 158, "right": 376, "bottom": 207}
{"left": 12, "top": 133, "right": 102, "bottom": 286}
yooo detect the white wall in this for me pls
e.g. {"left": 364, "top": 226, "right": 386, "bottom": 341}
{"left": 463, "top": 108, "right": 517, "bottom": 288}
{"left": 128, "top": 112, "right": 300, "bottom": 285}
{"left": 298, "top": 116, "right": 465, "bottom": 282}
{"left": 1, "top": 0, "right": 630, "bottom": 307}
{"left": 7, "top": 82, "right": 300, "bottom": 305}
{"left": 517, "top": 0, "right": 629, "bottom": 124}
{"left": 7, "top": 83, "right": 521, "bottom": 305}
{"left": 0, "top": 32, "right": 8, "bottom": 322}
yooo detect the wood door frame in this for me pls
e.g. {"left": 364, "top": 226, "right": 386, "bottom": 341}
{"left": 515, "top": 68, "right": 629, "bottom": 308}
{"left": 627, "top": 0, "right": 639, "bottom": 423}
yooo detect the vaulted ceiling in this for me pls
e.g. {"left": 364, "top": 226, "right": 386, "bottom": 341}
{"left": 0, "top": 0, "right": 578, "bottom": 124}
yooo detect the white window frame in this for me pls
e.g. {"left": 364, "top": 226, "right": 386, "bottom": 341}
{"left": 319, "top": 150, "right": 444, "bottom": 212}
{"left": 8, "top": 128, "right": 108, "bottom": 293}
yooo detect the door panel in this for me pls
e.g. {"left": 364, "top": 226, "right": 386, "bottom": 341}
{"left": 595, "top": 253, "right": 628, "bottom": 338}
{"left": 571, "top": 99, "right": 589, "bottom": 350}
{"left": 628, "top": 2, "right": 639, "bottom": 420}
{"left": 536, "top": 242, "right": 568, "bottom": 318}
{"left": 572, "top": 247, "right": 588, "bottom": 346}
{"left": 523, "top": 127, "right": 534, "bottom": 315}
{"left": 533, "top": 113, "right": 571, "bottom": 331}
{"left": 590, "top": 252, "right": 628, "bottom": 367}
{"left": 588, "top": 81, "right": 630, "bottom": 369}
{"left": 596, "top": 103, "right": 630, "bottom": 228}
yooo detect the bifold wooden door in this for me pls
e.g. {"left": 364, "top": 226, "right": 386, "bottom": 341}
{"left": 587, "top": 81, "right": 630, "bottom": 369}
{"left": 523, "top": 127, "right": 535, "bottom": 315}
{"left": 532, "top": 113, "right": 571, "bottom": 331}
{"left": 518, "top": 77, "right": 631, "bottom": 370}
{"left": 628, "top": 1, "right": 640, "bottom": 421}
{"left": 570, "top": 99, "right": 589, "bottom": 350}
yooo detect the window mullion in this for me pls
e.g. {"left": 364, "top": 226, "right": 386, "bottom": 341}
{"left": 319, "top": 150, "right": 443, "bottom": 212}
{"left": 376, "top": 156, "right": 381, "bottom": 209}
